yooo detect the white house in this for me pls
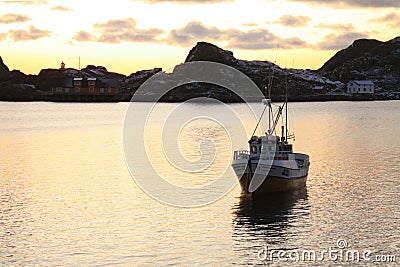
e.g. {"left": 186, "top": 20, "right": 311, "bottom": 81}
{"left": 347, "top": 80, "right": 375, "bottom": 94}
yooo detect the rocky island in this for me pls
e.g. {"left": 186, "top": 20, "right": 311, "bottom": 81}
{"left": 1, "top": 36, "right": 399, "bottom": 102}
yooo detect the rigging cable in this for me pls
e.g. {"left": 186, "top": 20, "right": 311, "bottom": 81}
{"left": 251, "top": 104, "right": 268, "bottom": 138}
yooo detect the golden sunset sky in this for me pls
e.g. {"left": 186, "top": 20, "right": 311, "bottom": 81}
{"left": 0, "top": 0, "right": 399, "bottom": 75}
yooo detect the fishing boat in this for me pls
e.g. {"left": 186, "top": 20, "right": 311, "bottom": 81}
{"left": 231, "top": 89, "right": 310, "bottom": 196}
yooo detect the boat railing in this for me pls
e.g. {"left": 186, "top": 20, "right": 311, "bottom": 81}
{"left": 233, "top": 150, "right": 250, "bottom": 160}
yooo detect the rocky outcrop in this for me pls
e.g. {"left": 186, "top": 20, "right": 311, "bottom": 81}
{"left": 185, "top": 42, "right": 236, "bottom": 65}
{"left": 0, "top": 56, "right": 11, "bottom": 81}
{"left": 318, "top": 37, "right": 400, "bottom": 91}
{"left": 120, "top": 68, "right": 162, "bottom": 100}
{"left": 81, "top": 65, "right": 125, "bottom": 80}
{"left": 183, "top": 41, "right": 338, "bottom": 98}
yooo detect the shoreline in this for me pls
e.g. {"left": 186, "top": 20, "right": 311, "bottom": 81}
{"left": 1, "top": 95, "right": 398, "bottom": 103}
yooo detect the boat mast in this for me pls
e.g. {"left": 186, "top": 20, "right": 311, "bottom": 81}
{"left": 285, "top": 69, "right": 288, "bottom": 143}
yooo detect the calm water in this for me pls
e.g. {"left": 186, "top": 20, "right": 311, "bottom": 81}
{"left": 0, "top": 101, "right": 399, "bottom": 266}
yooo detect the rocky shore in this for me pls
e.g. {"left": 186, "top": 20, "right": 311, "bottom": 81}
{"left": 1, "top": 37, "right": 399, "bottom": 102}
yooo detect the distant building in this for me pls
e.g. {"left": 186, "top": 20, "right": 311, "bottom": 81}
{"left": 347, "top": 80, "right": 375, "bottom": 94}
{"left": 51, "top": 77, "right": 119, "bottom": 101}
{"left": 60, "top": 61, "right": 65, "bottom": 70}
{"left": 312, "top": 85, "right": 327, "bottom": 95}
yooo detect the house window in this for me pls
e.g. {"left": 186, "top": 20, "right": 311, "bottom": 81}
{"left": 108, "top": 88, "right": 112, "bottom": 93}
{"left": 89, "top": 81, "right": 95, "bottom": 86}
{"left": 56, "top": 87, "right": 62, "bottom": 93}
{"left": 89, "top": 87, "right": 95, "bottom": 93}
{"left": 74, "top": 81, "right": 81, "bottom": 86}
{"left": 64, "top": 88, "right": 70, "bottom": 93}
{"left": 75, "top": 87, "right": 80, "bottom": 93}
{"left": 100, "top": 88, "right": 105, "bottom": 94}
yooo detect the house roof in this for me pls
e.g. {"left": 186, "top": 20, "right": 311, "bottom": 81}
{"left": 98, "top": 78, "right": 118, "bottom": 88}
{"left": 55, "top": 77, "right": 118, "bottom": 88}
{"left": 352, "top": 80, "right": 374, "bottom": 85}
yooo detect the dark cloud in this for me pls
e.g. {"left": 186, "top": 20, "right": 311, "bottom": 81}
{"left": 0, "top": 13, "right": 31, "bottom": 24}
{"left": 273, "top": 15, "right": 311, "bottom": 27}
{"left": 51, "top": 6, "right": 73, "bottom": 12}
{"left": 370, "top": 12, "right": 400, "bottom": 28}
{"left": 289, "top": 0, "right": 400, "bottom": 8}
{"left": 72, "top": 18, "right": 164, "bottom": 43}
{"left": 317, "top": 32, "right": 368, "bottom": 50}
{"left": 9, "top": 25, "right": 51, "bottom": 41}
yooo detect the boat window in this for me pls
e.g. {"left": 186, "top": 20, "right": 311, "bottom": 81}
{"left": 251, "top": 146, "right": 258, "bottom": 154}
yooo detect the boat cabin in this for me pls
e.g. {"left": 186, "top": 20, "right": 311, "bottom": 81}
{"left": 249, "top": 135, "right": 293, "bottom": 160}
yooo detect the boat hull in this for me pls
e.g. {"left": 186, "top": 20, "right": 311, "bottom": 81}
{"left": 238, "top": 172, "right": 308, "bottom": 195}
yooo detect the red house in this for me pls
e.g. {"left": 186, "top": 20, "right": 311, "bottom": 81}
{"left": 51, "top": 77, "right": 119, "bottom": 101}
{"left": 312, "top": 85, "right": 327, "bottom": 95}
{"left": 52, "top": 77, "right": 118, "bottom": 95}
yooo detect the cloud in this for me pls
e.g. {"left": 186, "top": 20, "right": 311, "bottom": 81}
{"left": 0, "top": 13, "right": 31, "bottom": 24}
{"left": 0, "top": 33, "right": 7, "bottom": 41}
{"left": 316, "top": 23, "right": 355, "bottom": 32}
{"left": 138, "top": 0, "right": 233, "bottom": 3}
{"left": 72, "top": 18, "right": 164, "bottom": 43}
{"left": 51, "top": 5, "right": 73, "bottom": 12}
{"left": 370, "top": 12, "right": 400, "bottom": 28}
{"left": 165, "top": 21, "right": 309, "bottom": 49}
{"left": 288, "top": 0, "right": 400, "bottom": 8}
{"left": 242, "top": 23, "right": 259, "bottom": 27}
{"left": 3, "top": 0, "right": 47, "bottom": 5}
{"left": 273, "top": 15, "right": 311, "bottom": 27}
{"left": 9, "top": 25, "right": 51, "bottom": 41}
{"left": 317, "top": 32, "right": 368, "bottom": 50}
{"left": 73, "top": 31, "right": 95, "bottom": 42}
{"left": 167, "top": 21, "right": 224, "bottom": 46}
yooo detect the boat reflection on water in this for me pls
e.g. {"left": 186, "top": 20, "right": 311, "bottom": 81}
{"left": 232, "top": 188, "right": 310, "bottom": 265}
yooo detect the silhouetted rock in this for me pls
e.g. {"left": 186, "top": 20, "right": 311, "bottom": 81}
{"left": 81, "top": 65, "right": 125, "bottom": 79}
{"left": 0, "top": 56, "right": 11, "bottom": 81}
{"left": 185, "top": 42, "right": 236, "bottom": 65}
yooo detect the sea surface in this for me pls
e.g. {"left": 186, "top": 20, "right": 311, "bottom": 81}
{"left": 0, "top": 101, "right": 399, "bottom": 266}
